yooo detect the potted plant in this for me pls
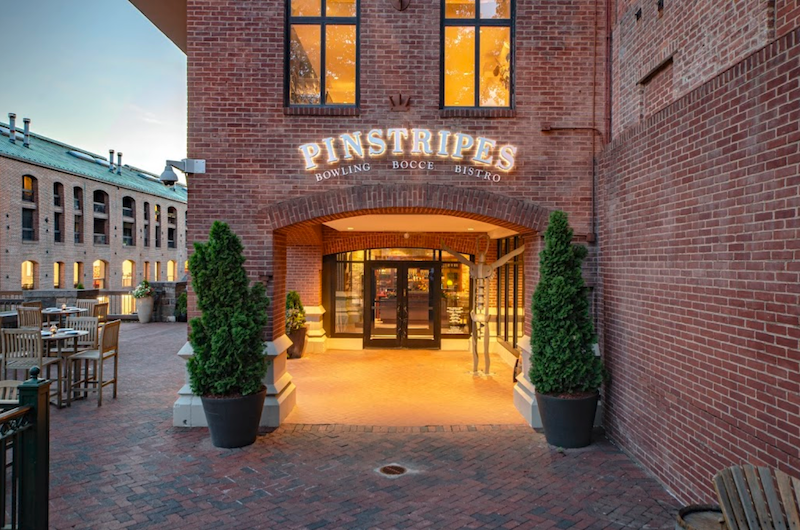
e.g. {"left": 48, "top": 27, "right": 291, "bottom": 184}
{"left": 186, "top": 221, "right": 270, "bottom": 448}
{"left": 529, "top": 210, "right": 605, "bottom": 448}
{"left": 285, "top": 291, "right": 307, "bottom": 359}
{"left": 132, "top": 279, "right": 155, "bottom": 323}
{"left": 174, "top": 291, "right": 187, "bottom": 322}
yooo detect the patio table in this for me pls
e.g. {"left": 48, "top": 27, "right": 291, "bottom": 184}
{"left": 42, "top": 328, "right": 89, "bottom": 407}
{"left": 42, "top": 306, "right": 88, "bottom": 327}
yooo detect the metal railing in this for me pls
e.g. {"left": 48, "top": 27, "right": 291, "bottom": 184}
{"left": 98, "top": 291, "right": 137, "bottom": 317}
{"left": 92, "top": 203, "right": 106, "bottom": 214}
{"left": 0, "top": 369, "right": 50, "bottom": 529}
{"left": 93, "top": 234, "right": 108, "bottom": 245}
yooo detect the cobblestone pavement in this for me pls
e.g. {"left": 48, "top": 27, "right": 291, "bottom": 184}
{"left": 48, "top": 323, "right": 680, "bottom": 529}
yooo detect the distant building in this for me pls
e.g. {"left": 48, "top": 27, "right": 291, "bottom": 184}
{"left": 0, "top": 113, "right": 187, "bottom": 298}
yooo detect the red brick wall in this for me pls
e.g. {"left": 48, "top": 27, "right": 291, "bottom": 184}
{"left": 611, "top": 0, "right": 775, "bottom": 137}
{"left": 286, "top": 245, "right": 322, "bottom": 306}
{"left": 598, "top": 28, "right": 800, "bottom": 503}
{"left": 185, "top": 0, "right": 607, "bottom": 333}
{"left": 777, "top": 1, "right": 800, "bottom": 37}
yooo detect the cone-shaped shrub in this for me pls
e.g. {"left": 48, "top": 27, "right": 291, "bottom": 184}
{"left": 529, "top": 211, "right": 604, "bottom": 395}
{"left": 187, "top": 221, "right": 270, "bottom": 397}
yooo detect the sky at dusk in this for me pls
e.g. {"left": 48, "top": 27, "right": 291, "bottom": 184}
{"left": 0, "top": 0, "right": 186, "bottom": 177}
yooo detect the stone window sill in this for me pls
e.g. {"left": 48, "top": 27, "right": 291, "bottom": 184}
{"left": 440, "top": 108, "right": 516, "bottom": 119}
{"left": 284, "top": 107, "right": 360, "bottom": 117}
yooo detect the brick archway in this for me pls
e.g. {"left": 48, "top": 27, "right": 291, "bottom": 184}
{"left": 265, "top": 183, "right": 550, "bottom": 234}
{"left": 266, "top": 184, "right": 546, "bottom": 341}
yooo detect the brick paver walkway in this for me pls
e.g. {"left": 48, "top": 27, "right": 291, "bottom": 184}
{"left": 49, "top": 323, "right": 680, "bottom": 529}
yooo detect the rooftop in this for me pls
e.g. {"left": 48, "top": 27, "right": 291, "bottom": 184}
{"left": 0, "top": 120, "right": 187, "bottom": 204}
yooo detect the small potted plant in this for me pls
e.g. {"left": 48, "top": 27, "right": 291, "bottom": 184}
{"left": 132, "top": 279, "right": 155, "bottom": 323}
{"left": 529, "top": 210, "right": 606, "bottom": 448}
{"left": 187, "top": 221, "right": 270, "bottom": 448}
{"left": 285, "top": 291, "right": 307, "bottom": 359}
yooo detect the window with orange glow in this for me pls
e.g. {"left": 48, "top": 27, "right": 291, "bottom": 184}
{"left": 287, "top": 0, "right": 358, "bottom": 107}
{"left": 442, "top": 0, "right": 512, "bottom": 108}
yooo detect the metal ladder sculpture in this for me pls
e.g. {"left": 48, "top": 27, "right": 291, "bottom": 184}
{"left": 442, "top": 236, "right": 525, "bottom": 373}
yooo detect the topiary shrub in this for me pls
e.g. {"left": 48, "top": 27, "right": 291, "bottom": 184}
{"left": 187, "top": 221, "right": 270, "bottom": 397}
{"left": 529, "top": 210, "right": 604, "bottom": 395}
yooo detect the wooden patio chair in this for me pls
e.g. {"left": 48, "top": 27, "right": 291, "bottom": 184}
{"left": 63, "top": 316, "right": 99, "bottom": 406}
{"left": 714, "top": 464, "right": 800, "bottom": 530}
{"left": 0, "top": 381, "right": 22, "bottom": 407}
{"left": 20, "top": 300, "right": 42, "bottom": 310}
{"left": 92, "top": 302, "right": 109, "bottom": 324}
{"left": 74, "top": 299, "right": 98, "bottom": 312}
{"left": 1, "top": 328, "right": 62, "bottom": 407}
{"left": 16, "top": 306, "right": 42, "bottom": 329}
{"left": 68, "top": 320, "right": 120, "bottom": 406}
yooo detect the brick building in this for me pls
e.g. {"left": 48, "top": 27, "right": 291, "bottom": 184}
{"left": 0, "top": 115, "right": 188, "bottom": 301}
{"left": 132, "top": 0, "right": 799, "bottom": 503}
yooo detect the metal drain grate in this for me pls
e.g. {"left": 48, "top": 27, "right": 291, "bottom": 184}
{"left": 379, "top": 465, "right": 407, "bottom": 476}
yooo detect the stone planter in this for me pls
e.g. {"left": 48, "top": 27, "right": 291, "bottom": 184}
{"left": 136, "top": 296, "right": 154, "bottom": 323}
{"left": 287, "top": 328, "right": 307, "bottom": 359}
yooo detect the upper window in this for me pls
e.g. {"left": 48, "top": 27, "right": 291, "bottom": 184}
{"left": 441, "top": 0, "right": 513, "bottom": 109}
{"left": 286, "top": 0, "right": 359, "bottom": 107}
{"left": 22, "top": 175, "right": 36, "bottom": 202}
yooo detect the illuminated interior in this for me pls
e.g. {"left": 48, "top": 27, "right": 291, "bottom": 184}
{"left": 289, "top": 0, "right": 357, "bottom": 106}
{"left": 21, "top": 261, "right": 36, "bottom": 290}
{"left": 444, "top": 0, "right": 511, "bottom": 108}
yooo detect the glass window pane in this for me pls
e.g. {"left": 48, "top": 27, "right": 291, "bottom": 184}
{"left": 444, "top": 26, "right": 475, "bottom": 107}
{"left": 480, "top": 0, "right": 510, "bottom": 19}
{"left": 325, "top": 25, "right": 356, "bottom": 105}
{"left": 289, "top": 25, "right": 322, "bottom": 105}
{"left": 442, "top": 262, "right": 470, "bottom": 334}
{"left": 336, "top": 262, "right": 364, "bottom": 333}
{"left": 479, "top": 27, "right": 510, "bottom": 107}
{"left": 370, "top": 248, "right": 434, "bottom": 260}
{"left": 291, "top": 0, "right": 320, "bottom": 16}
{"left": 445, "top": 0, "right": 476, "bottom": 18}
{"left": 327, "top": 0, "right": 356, "bottom": 17}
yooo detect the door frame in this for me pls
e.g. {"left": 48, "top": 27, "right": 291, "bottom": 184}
{"left": 364, "top": 261, "right": 441, "bottom": 349}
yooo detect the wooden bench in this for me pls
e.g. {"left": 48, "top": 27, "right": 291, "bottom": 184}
{"left": 714, "top": 464, "right": 800, "bottom": 530}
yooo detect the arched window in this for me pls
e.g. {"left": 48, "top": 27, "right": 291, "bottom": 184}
{"left": 21, "top": 261, "right": 38, "bottom": 290}
{"left": 74, "top": 261, "right": 84, "bottom": 288}
{"left": 93, "top": 190, "right": 109, "bottom": 245}
{"left": 143, "top": 261, "right": 151, "bottom": 281}
{"left": 73, "top": 187, "right": 84, "bottom": 244}
{"left": 122, "top": 260, "right": 135, "bottom": 288}
{"left": 154, "top": 204, "right": 162, "bottom": 247}
{"left": 167, "top": 260, "right": 177, "bottom": 282}
{"left": 92, "top": 259, "right": 107, "bottom": 289}
{"left": 53, "top": 182, "right": 65, "bottom": 243}
{"left": 167, "top": 207, "right": 177, "bottom": 248}
{"left": 21, "top": 176, "right": 38, "bottom": 241}
{"left": 155, "top": 261, "right": 162, "bottom": 281}
{"left": 54, "top": 261, "right": 65, "bottom": 289}
{"left": 122, "top": 196, "right": 136, "bottom": 246}
{"left": 143, "top": 202, "right": 151, "bottom": 247}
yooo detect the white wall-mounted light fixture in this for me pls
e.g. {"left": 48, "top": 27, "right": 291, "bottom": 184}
{"left": 160, "top": 158, "right": 206, "bottom": 186}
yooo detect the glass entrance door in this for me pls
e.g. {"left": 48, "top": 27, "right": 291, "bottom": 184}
{"left": 366, "top": 262, "right": 440, "bottom": 348}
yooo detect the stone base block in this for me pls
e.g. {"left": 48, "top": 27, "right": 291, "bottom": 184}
{"left": 261, "top": 381, "right": 297, "bottom": 427}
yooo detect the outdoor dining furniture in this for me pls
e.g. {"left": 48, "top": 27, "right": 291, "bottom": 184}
{"left": 92, "top": 302, "right": 109, "bottom": 324}
{"left": 68, "top": 320, "right": 120, "bottom": 407}
{"left": 20, "top": 300, "right": 42, "bottom": 310}
{"left": 17, "top": 306, "right": 43, "bottom": 329}
{"left": 74, "top": 299, "right": 98, "bottom": 313}
{"left": 42, "top": 327, "right": 89, "bottom": 407}
{"left": 1, "top": 328, "right": 62, "bottom": 407}
{"left": 42, "top": 306, "right": 88, "bottom": 327}
{"left": 0, "top": 380, "right": 23, "bottom": 407}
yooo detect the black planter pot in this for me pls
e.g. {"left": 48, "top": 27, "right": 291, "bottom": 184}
{"left": 535, "top": 391, "right": 599, "bottom": 448}
{"left": 201, "top": 387, "right": 266, "bottom": 448}
{"left": 287, "top": 328, "right": 307, "bottom": 359}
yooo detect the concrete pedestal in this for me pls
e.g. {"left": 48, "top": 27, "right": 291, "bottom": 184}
{"left": 173, "top": 335, "right": 297, "bottom": 428}
{"left": 513, "top": 336, "right": 604, "bottom": 429}
{"left": 304, "top": 305, "right": 326, "bottom": 354}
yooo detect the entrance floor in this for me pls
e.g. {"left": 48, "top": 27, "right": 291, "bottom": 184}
{"left": 284, "top": 348, "right": 525, "bottom": 426}
{"left": 48, "top": 324, "right": 681, "bottom": 528}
